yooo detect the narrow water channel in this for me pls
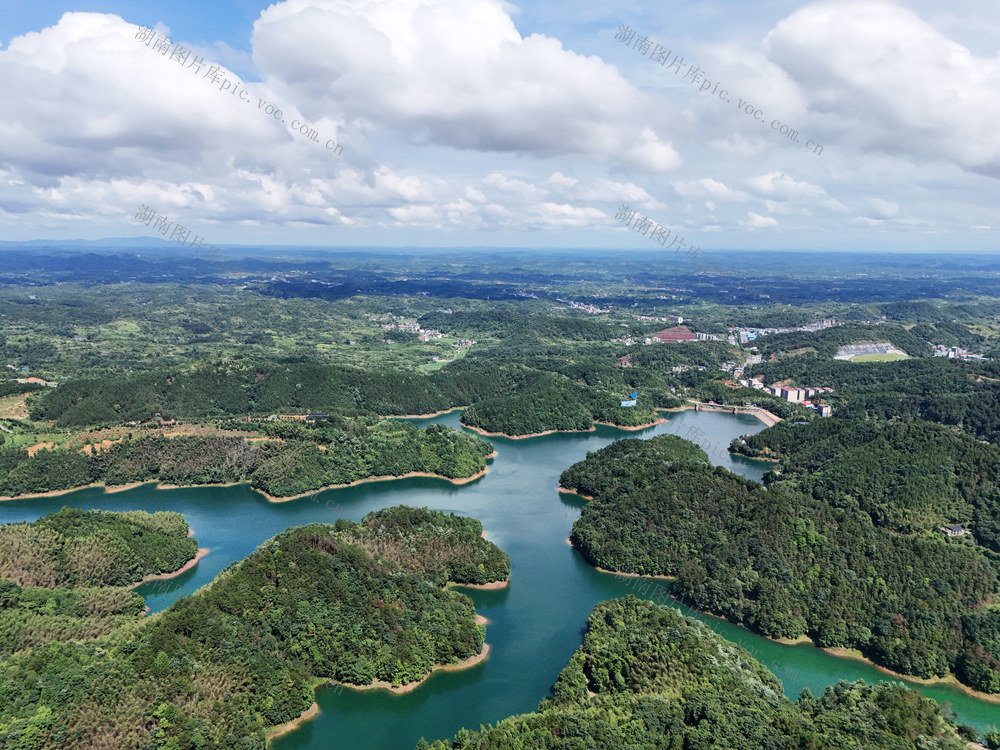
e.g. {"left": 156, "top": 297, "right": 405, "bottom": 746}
{"left": 2, "top": 409, "right": 997, "bottom": 747}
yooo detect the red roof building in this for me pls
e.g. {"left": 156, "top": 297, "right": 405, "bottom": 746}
{"left": 651, "top": 326, "right": 696, "bottom": 343}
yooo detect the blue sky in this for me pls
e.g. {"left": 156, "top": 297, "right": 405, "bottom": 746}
{"left": 0, "top": 0, "right": 998, "bottom": 251}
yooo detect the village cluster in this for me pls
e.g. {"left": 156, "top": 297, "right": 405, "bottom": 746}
{"left": 932, "top": 344, "right": 989, "bottom": 361}
{"left": 729, "top": 319, "right": 839, "bottom": 345}
{"left": 559, "top": 298, "right": 611, "bottom": 315}
{"left": 371, "top": 315, "right": 476, "bottom": 349}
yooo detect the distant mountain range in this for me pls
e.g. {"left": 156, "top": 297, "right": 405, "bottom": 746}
{"left": 0, "top": 237, "right": 175, "bottom": 249}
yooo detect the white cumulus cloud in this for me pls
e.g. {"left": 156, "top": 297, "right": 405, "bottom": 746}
{"left": 745, "top": 212, "right": 778, "bottom": 228}
{"left": 251, "top": 0, "right": 680, "bottom": 170}
{"left": 764, "top": 0, "right": 1000, "bottom": 178}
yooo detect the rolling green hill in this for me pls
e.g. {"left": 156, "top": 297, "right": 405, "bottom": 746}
{"left": 425, "top": 597, "right": 968, "bottom": 750}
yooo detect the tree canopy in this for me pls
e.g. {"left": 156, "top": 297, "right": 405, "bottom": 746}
{"left": 426, "top": 597, "right": 968, "bottom": 750}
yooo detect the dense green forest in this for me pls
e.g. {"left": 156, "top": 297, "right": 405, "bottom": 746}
{"left": 26, "top": 359, "right": 679, "bottom": 436}
{"left": 462, "top": 372, "right": 602, "bottom": 436}
{"left": 0, "top": 381, "right": 46, "bottom": 399}
{"left": 561, "top": 434, "right": 1000, "bottom": 693}
{"left": 0, "top": 419, "right": 493, "bottom": 498}
{"left": 0, "top": 580, "right": 146, "bottom": 655}
{"left": 746, "top": 355, "right": 1000, "bottom": 442}
{"left": 731, "top": 419, "right": 1000, "bottom": 548}
{"left": 3, "top": 252, "right": 1000, "bottom": 747}
{"left": 27, "top": 361, "right": 471, "bottom": 424}
{"left": 0, "top": 507, "right": 506, "bottom": 749}
{"left": 0, "top": 508, "right": 190, "bottom": 656}
{"left": 336, "top": 506, "right": 510, "bottom": 586}
{"left": 0, "top": 507, "right": 196, "bottom": 588}
{"left": 424, "top": 597, "right": 969, "bottom": 749}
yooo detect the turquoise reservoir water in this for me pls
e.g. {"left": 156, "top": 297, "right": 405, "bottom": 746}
{"left": 2, "top": 409, "right": 997, "bottom": 747}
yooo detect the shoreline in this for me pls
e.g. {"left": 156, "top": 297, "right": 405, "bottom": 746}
{"left": 558, "top": 486, "right": 594, "bottom": 501}
{"left": 390, "top": 407, "right": 465, "bottom": 419}
{"left": 132, "top": 547, "right": 209, "bottom": 588}
{"left": 337, "top": 643, "right": 492, "bottom": 696}
{"left": 266, "top": 701, "right": 320, "bottom": 742}
{"left": 593, "top": 563, "right": 674, "bottom": 581}
{"left": 594, "top": 418, "right": 668, "bottom": 431}
{"left": 588, "top": 562, "right": 1000, "bottom": 705}
{"left": 464, "top": 417, "right": 671, "bottom": 441}
{"left": 261, "top": 458, "right": 495, "bottom": 502}
{"left": 570, "top": 541, "right": 676, "bottom": 579}
{"left": 448, "top": 577, "right": 509, "bottom": 590}
{"left": 0, "top": 458, "right": 496, "bottom": 505}
{"left": 0, "top": 480, "right": 153, "bottom": 502}
{"left": 463, "top": 424, "right": 597, "bottom": 440}
{"left": 820, "top": 646, "right": 1000, "bottom": 705}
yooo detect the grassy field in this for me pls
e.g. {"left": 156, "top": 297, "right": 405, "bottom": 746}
{"left": 0, "top": 394, "right": 29, "bottom": 420}
{"left": 3, "top": 432, "right": 68, "bottom": 449}
{"left": 851, "top": 353, "right": 909, "bottom": 362}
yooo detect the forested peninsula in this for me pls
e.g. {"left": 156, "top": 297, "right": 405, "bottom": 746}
{"left": 26, "top": 360, "right": 677, "bottom": 437}
{"left": 0, "top": 506, "right": 508, "bottom": 749}
{"left": 0, "top": 418, "right": 493, "bottom": 499}
{"left": 560, "top": 429, "right": 1000, "bottom": 694}
{"left": 0, "top": 508, "right": 198, "bottom": 656}
{"left": 425, "top": 597, "right": 970, "bottom": 749}
{"left": 0, "top": 507, "right": 197, "bottom": 589}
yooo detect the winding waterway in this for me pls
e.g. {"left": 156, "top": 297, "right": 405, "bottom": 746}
{"left": 3, "top": 409, "right": 999, "bottom": 746}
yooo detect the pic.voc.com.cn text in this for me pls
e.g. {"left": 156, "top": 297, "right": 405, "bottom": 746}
{"left": 134, "top": 25, "right": 343, "bottom": 157}
{"left": 615, "top": 24, "right": 823, "bottom": 156}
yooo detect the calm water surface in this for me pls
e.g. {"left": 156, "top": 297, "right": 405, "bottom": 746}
{"left": 3, "top": 409, "right": 998, "bottom": 746}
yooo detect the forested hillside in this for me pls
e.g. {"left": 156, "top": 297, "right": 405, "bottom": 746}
{"left": 27, "top": 361, "right": 469, "bottom": 424}
{"left": 731, "top": 419, "right": 1000, "bottom": 548}
{"left": 0, "top": 507, "right": 196, "bottom": 588}
{"left": 0, "top": 508, "right": 505, "bottom": 749}
{"left": 0, "top": 580, "right": 147, "bottom": 655}
{"left": 336, "top": 506, "right": 509, "bottom": 585}
{"left": 561, "top": 434, "right": 1000, "bottom": 692}
{"left": 425, "top": 597, "right": 968, "bottom": 749}
{"left": 0, "top": 419, "right": 493, "bottom": 498}
{"left": 26, "top": 359, "right": 680, "bottom": 436}
{"left": 26, "top": 360, "right": 668, "bottom": 433}
{"left": 0, "top": 508, "right": 192, "bottom": 656}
